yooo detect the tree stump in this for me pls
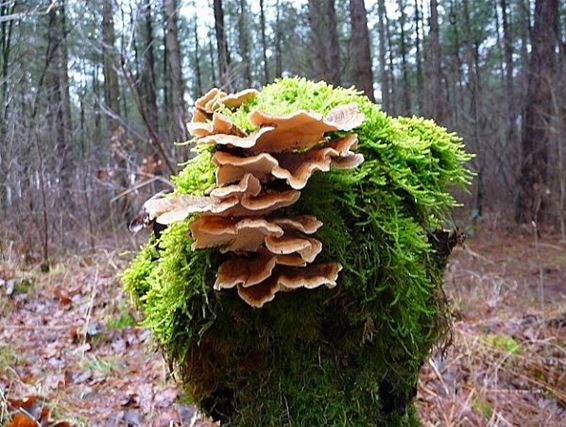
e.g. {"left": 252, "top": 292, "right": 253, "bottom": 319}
{"left": 123, "top": 78, "right": 472, "bottom": 426}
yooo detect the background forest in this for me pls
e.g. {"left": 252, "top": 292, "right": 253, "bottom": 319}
{"left": 0, "top": 0, "right": 565, "bottom": 262}
{"left": 1, "top": 2, "right": 565, "bottom": 425}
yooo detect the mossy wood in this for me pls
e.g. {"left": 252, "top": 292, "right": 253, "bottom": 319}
{"left": 123, "top": 79, "right": 472, "bottom": 426}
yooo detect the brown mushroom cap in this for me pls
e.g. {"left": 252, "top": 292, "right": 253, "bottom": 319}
{"left": 191, "top": 107, "right": 210, "bottom": 123}
{"left": 187, "top": 112, "right": 245, "bottom": 138}
{"left": 237, "top": 275, "right": 280, "bottom": 308}
{"left": 278, "top": 263, "right": 342, "bottom": 290}
{"left": 144, "top": 194, "right": 239, "bottom": 225}
{"left": 245, "top": 104, "right": 364, "bottom": 154}
{"left": 209, "top": 173, "right": 262, "bottom": 198}
{"left": 219, "top": 88, "right": 259, "bottom": 109}
{"left": 189, "top": 217, "right": 283, "bottom": 251}
{"left": 324, "top": 104, "right": 365, "bottom": 130}
{"left": 214, "top": 151, "right": 279, "bottom": 185}
{"left": 195, "top": 88, "right": 222, "bottom": 114}
{"left": 214, "top": 251, "right": 306, "bottom": 290}
{"left": 264, "top": 234, "right": 322, "bottom": 263}
{"left": 198, "top": 126, "right": 274, "bottom": 149}
{"left": 270, "top": 215, "right": 322, "bottom": 234}
{"left": 236, "top": 263, "right": 342, "bottom": 308}
{"left": 212, "top": 135, "right": 360, "bottom": 189}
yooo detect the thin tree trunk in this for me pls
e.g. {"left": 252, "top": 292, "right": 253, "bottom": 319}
{"left": 308, "top": 0, "right": 341, "bottom": 86}
{"left": 516, "top": 0, "right": 559, "bottom": 223}
{"left": 163, "top": 0, "right": 188, "bottom": 142}
{"left": 275, "top": 0, "right": 282, "bottom": 78}
{"left": 386, "top": 13, "right": 396, "bottom": 115}
{"left": 103, "top": 0, "right": 130, "bottom": 219}
{"left": 414, "top": 0, "right": 424, "bottom": 113}
{"left": 102, "top": 0, "right": 121, "bottom": 128}
{"left": 326, "top": 0, "right": 340, "bottom": 85}
{"left": 398, "top": 0, "right": 411, "bottom": 114}
{"left": 500, "top": 0, "right": 516, "bottom": 166}
{"left": 141, "top": 0, "right": 159, "bottom": 139}
{"left": 378, "top": 0, "right": 390, "bottom": 112}
{"left": 429, "top": 0, "right": 445, "bottom": 122}
{"left": 238, "top": 0, "right": 252, "bottom": 87}
{"left": 259, "top": 0, "right": 269, "bottom": 84}
{"left": 208, "top": 26, "right": 217, "bottom": 86}
{"left": 213, "top": 0, "right": 231, "bottom": 90}
{"left": 349, "top": 0, "right": 374, "bottom": 101}
{"left": 193, "top": 15, "right": 203, "bottom": 95}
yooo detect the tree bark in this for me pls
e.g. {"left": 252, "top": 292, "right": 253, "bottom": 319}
{"left": 275, "top": 0, "right": 283, "bottom": 78}
{"left": 500, "top": 0, "right": 516, "bottom": 162}
{"left": 163, "top": 0, "right": 188, "bottom": 142}
{"left": 140, "top": 0, "right": 159, "bottom": 140}
{"left": 377, "top": 0, "right": 390, "bottom": 112}
{"left": 214, "top": 0, "right": 231, "bottom": 90}
{"left": 414, "top": 0, "right": 424, "bottom": 113}
{"left": 102, "top": 0, "right": 121, "bottom": 128}
{"left": 398, "top": 0, "right": 411, "bottom": 114}
{"left": 516, "top": 0, "right": 559, "bottom": 223}
{"left": 308, "top": 0, "right": 341, "bottom": 86}
{"left": 349, "top": 0, "right": 374, "bottom": 101}
{"left": 238, "top": 0, "right": 252, "bottom": 87}
{"left": 429, "top": 0, "right": 445, "bottom": 123}
{"left": 260, "top": 0, "right": 269, "bottom": 84}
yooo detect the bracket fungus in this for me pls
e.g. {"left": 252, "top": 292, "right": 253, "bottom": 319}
{"left": 124, "top": 78, "right": 473, "bottom": 426}
{"left": 141, "top": 87, "right": 365, "bottom": 308}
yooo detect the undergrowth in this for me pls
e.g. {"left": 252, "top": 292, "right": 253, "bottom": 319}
{"left": 123, "top": 78, "right": 472, "bottom": 426}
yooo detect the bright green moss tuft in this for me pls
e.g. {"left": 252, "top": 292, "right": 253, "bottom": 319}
{"left": 123, "top": 78, "right": 472, "bottom": 426}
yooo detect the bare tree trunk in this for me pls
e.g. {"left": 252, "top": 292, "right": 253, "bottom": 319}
{"left": 378, "top": 0, "right": 390, "bottom": 112}
{"left": 260, "top": 0, "right": 269, "bottom": 84}
{"left": 463, "top": 0, "right": 483, "bottom": 219}
{"left": 238, "top": 0, "right": 252, "bottom": 87}
{"left": 214, "top": 0, "right": 231, "bottom": 90}
{"left": 140, "top": 0, "right": 159, "bottom": 139}
{"left": 414, "top": 0, "right": 424, "bottom": 114}
{"left": 349, "top": 0, "right": 374, "bottom": 101}
{"left": 429, "top": 0, "right": 445, "bottom": 123}
{"left": 516, "top": 0, "right": 559, "bottom": 223}
{"left": 275, "top": 0, "right": 282, "bottom": 78}
{"left": 398, "top": 0, "right": 411, "bottom": 114}
{"left": 102, "top": 0, "right": 121, "bottom": 128}
{"left": 163, "top": 0, "right": 188, "bottom": 142}
{"left": 103, "top": 0, "right": 130, "bottom": 219}
{"left": 208, "top": 26, "right": 217, "bottom": 86}
{"left": 0, "top": 1, "right": 15, "bottom": 210}
{"left": 386, "top": 12, "right": 396, "bottom": 115}
{"left": 500, "top": 0, "right": 516, "bottom": 146}
{"left": 193, "top": 16, "right": 203, "bottom": 95}
{"left": 308, "top": 0, "right": 341, "bottom": 86}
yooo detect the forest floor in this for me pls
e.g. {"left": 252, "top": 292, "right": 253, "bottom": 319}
{"left": 1, "top": 218, "right": 565, "bottom": 426}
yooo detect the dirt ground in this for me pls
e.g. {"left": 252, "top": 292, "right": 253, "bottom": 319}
{"left": 1, "top": 219, "right": 565, "bottom": 426}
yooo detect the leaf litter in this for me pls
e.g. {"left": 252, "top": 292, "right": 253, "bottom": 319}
{"left": 1, "top": 215, "right": 565, "bottom": 425}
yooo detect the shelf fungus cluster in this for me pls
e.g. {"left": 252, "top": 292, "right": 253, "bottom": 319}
{"left": 144, "top": 88, "right": 365, "bottom": 307}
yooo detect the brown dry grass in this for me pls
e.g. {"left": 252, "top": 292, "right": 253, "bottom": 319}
{"left": 418, "top": 216, "right": 566, "bottom": 426}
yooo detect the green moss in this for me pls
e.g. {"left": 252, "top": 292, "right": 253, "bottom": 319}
{"left": 122, "top": 78, "right": 472, "bottom": 426}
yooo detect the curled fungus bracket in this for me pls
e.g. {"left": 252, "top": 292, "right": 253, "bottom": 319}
{"left": 143, "top": 88, "right": 365, "bottom": 307}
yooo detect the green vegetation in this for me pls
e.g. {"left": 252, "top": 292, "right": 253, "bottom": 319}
{"left": 481, "top": 334, "right": 522, "bottom": 355}
{"left": 80, "top": 355, "right": 119, "bottom": 376}
{"left": 106, "top": 305, "right": 136, "bottom": 330}
{"left": 123, "top": 78, "right": 472, "bottom": 426}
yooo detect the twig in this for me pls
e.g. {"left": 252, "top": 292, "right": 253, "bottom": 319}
{"left": 110, "top": 176, "right": 173, "bottom": 203}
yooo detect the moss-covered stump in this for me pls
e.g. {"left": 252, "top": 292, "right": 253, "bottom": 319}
{"left": 123, "top": 78, "right": 472, "bottom": 426}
